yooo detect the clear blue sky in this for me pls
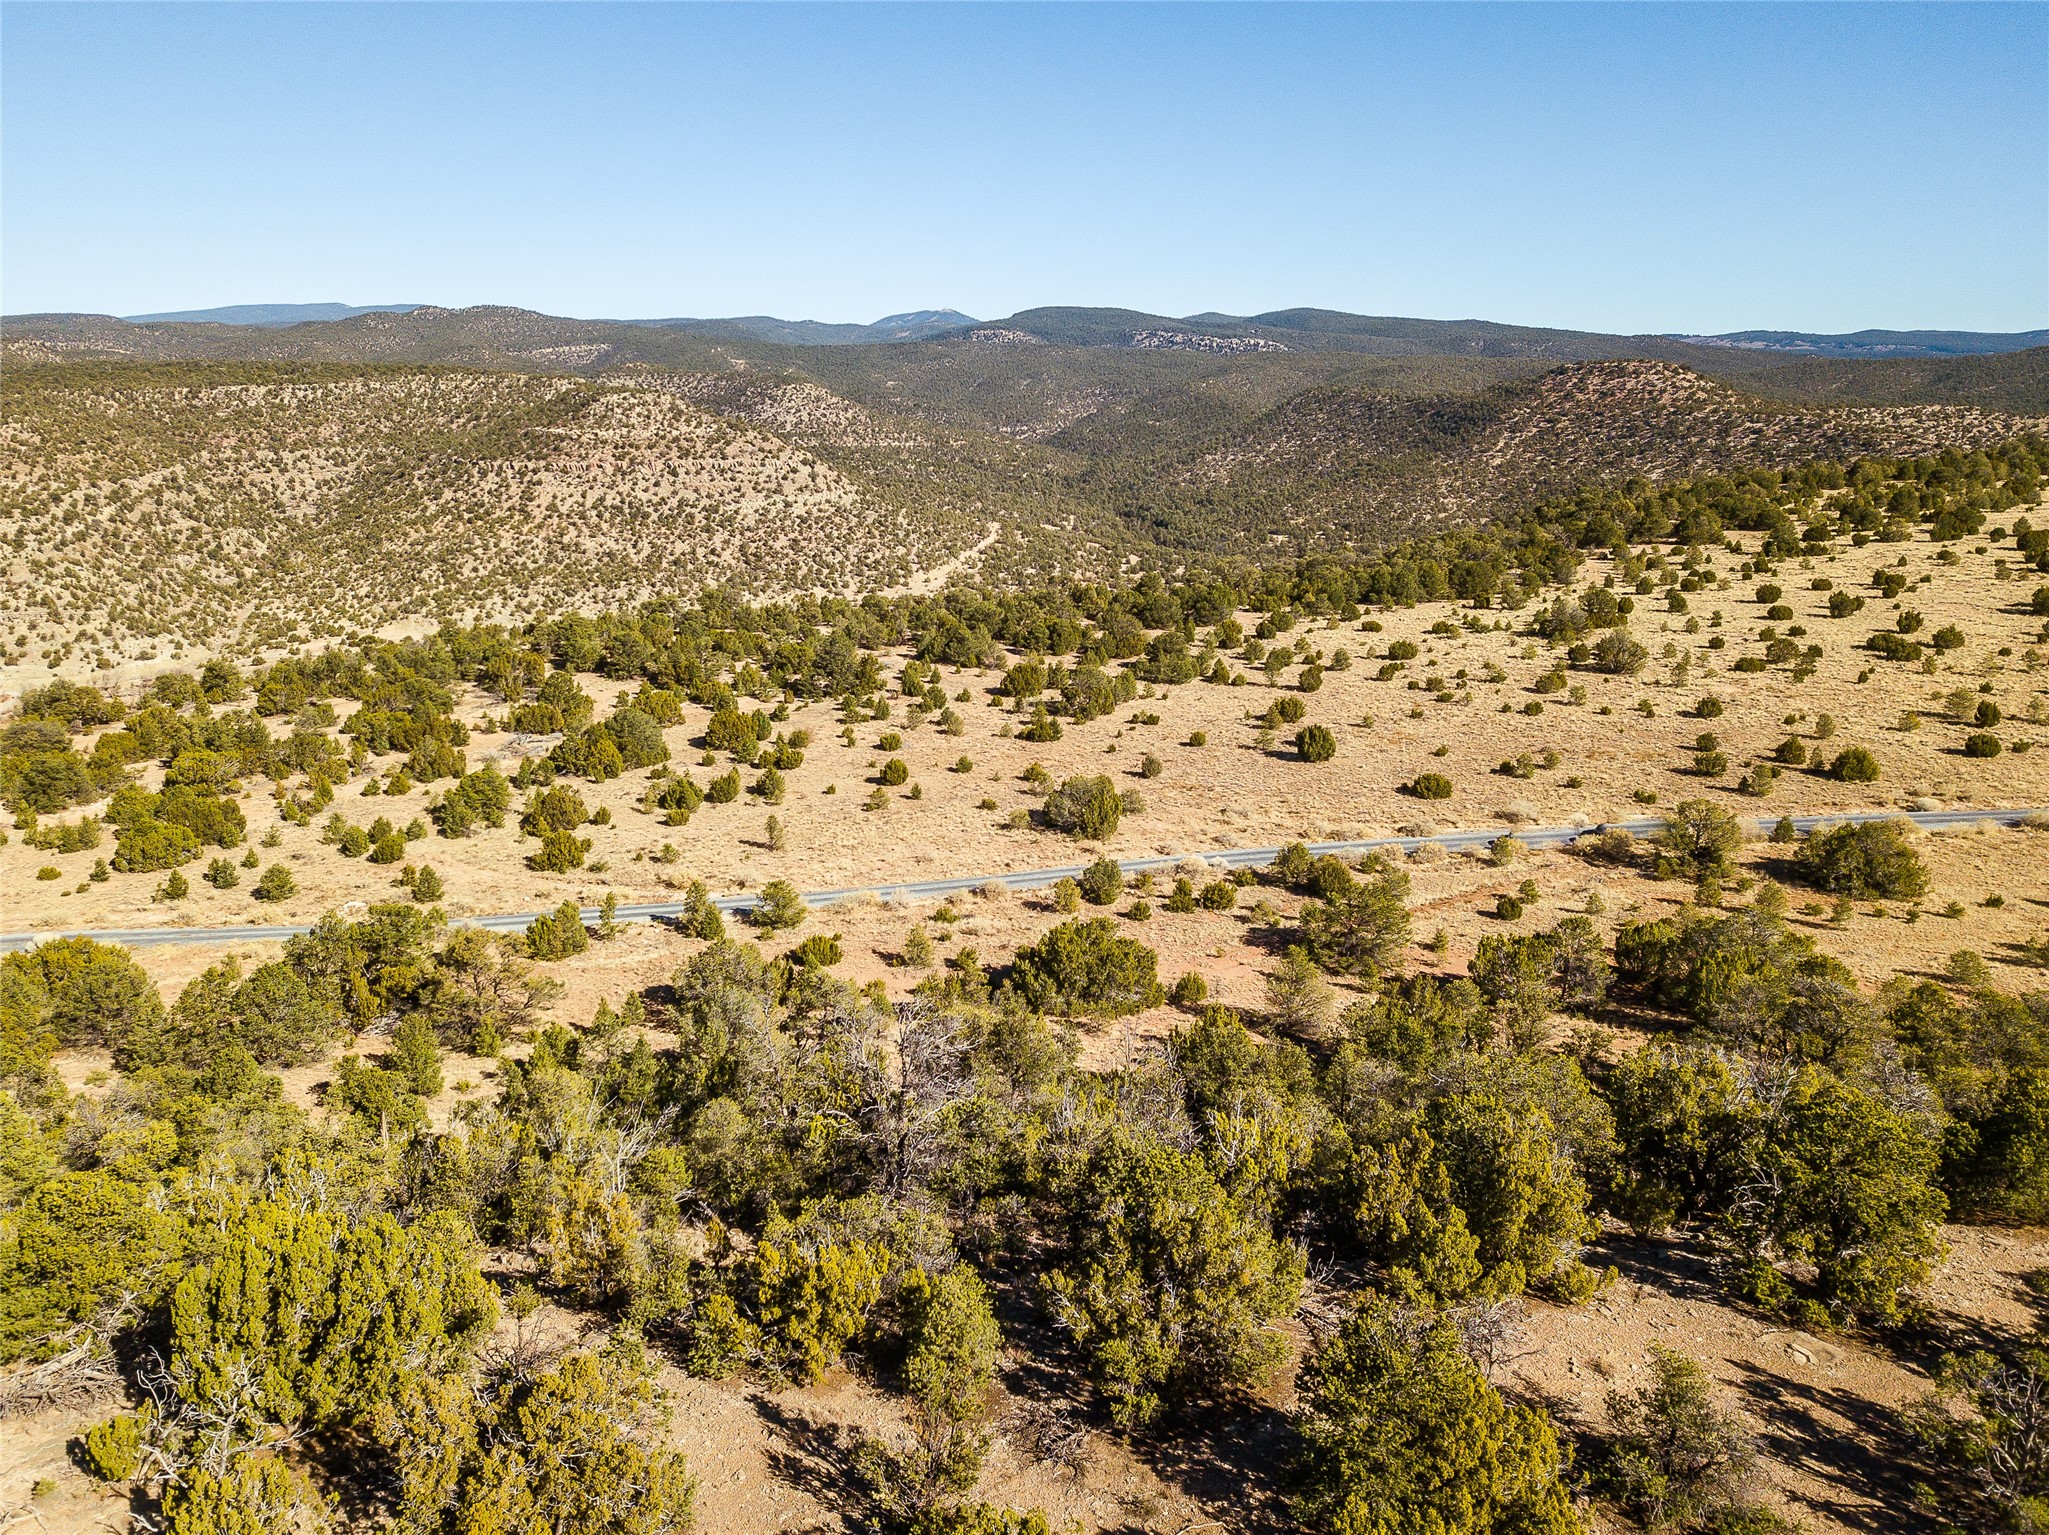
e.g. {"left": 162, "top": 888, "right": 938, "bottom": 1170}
{"left": 4, "top": 2, "right": 2044, "bottom": 334}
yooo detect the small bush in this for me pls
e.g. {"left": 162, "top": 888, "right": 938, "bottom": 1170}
{"left": 1406, "top": 773, "right": 1453, "bottom": 800}
{"left": 752, "top": 879, "right": 807, "bottom": 930}
{"left": 1964, "top": 732, "right": 2004, "bottom": 758}
{"left": 789, "top": 933, "right": 843, "bottom": 968}
{"left": 1018, "top": 708, "right": 1063, "bottom": 743}
{"left": 1798, "top": 819, "right": 1929, "bottom": 898}
{"left": 1009, "top": 917, "right": 1164, "bottom": 1015}
{"left": 1170, "top": 972, "right": 1208, "bottom": 1007}
{"left": 1827, "top": 747, "right": 1881, "bottom": 783}
{"left": 1296, "top": 724, "right": 1337, "bottom": 763}
{"left": 252, "top": 864, "right": 296, "bottom": 901}
{"left": 1078, "top": 857, "right": 1125, "bottom": 906}
{"left": 1601, "top": 1346, "right": 1774, "bottom": 1532}
{"left": 528, "top": 830, "right": 591, "bottom": 872}
{"left": 1045, "top": 775, "right": 1123, "bottom": 840}
{"left": 1199, "top": 879, "right": 1238, "bottom": 912}
{"left": 526, "top": 900, "right": 590, "bottom": 959}
{"left": 81, "top": 1412, "right": 145, "bottom": 1481}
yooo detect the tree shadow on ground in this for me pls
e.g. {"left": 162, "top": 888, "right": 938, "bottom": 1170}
{"left": 1584, "top": 1227, "right": 1729, "bottom": 1309}
{"left": 754, "top": 1393, "right": 872, "bottom": 1525}
{"left": 1728, "top": 1360, "right": 1938, "bottom": 1535}
{"left": 1129, "top": 1394, "right": 1298, "bottom": 1535}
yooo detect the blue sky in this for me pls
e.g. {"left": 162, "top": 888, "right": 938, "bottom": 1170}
{"left": 4, "top": 3, "right": 2044, "bottom": 334}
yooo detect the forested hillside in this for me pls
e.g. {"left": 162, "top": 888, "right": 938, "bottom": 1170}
{"left": 5, "top": 338, "right": 2041, "bottom": 676}
{"left": 0, "top": 366, "right": 1006, "bottom": 672}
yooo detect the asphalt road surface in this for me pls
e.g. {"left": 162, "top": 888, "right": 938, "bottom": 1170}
{"left": 3, "top": 803, "right": 2038, "bottom": 953}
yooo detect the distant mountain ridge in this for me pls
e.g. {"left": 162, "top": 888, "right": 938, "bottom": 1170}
{"left": 1674, "top": 328, "right": 2049, "bottom": 359}
{"left": 26, "top": 302, "right": 2041, "bottom": 360}
{"left": 121, "top": 302, "right": 427, "bottom": 327}
{"left": 619, "top": 309, "right": 977, "bottom": 345}
{"left": 5, "top": 303, "right": 2044, "bottom": 420}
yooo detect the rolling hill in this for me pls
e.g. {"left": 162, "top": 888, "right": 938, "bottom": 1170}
{"left": 2, "top": 303, "right": 2044, "bottom": 675}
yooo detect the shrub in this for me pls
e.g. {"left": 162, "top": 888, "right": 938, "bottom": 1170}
{"left": 1044, "top": 775, "right": 1122, "bottom": 840}
{"left": 550, "top": 724, "right": 624, "bottom": 782}
{"left": 907, "top": 1505, "right": 1050, "bottom": 1535}
{"left": 1170, "top": 972, "right": 1208, "bottom": 1007}
{"left": 1964, "top": 732, "right": 2003, "bottom": 758}
{"left": 1592, "top": 629, "right": 1649, "bottom": 675}
{"left": 1406, "top": 772, "right": 1454, "bottom": 800}
{"left": 203, "top": 857, "right": 239, "bottom": 889}
{"left": 527, "top": 830, "right": 590, "bottom": 873}
{"left": 1606, "top": 1045, "right": 1752, "bottom": 1232}
{"left": 1044, "top": 1134, "right": 1301, "bottom": 1427}
{"left": 752, "top": 879, "right": 807, "bottom": 931}
{"left": 705, "top": 706, "right": 762, "bottom": 755}
{"left": 1797, "top": 820, "right": 1928, "bottom": 898}
{"left": 1827, "top": 747, "right": 1881, "bottom": 783}
{"left": 1299, "top": 857, "right": 1411, "bottom": 977}
{"left": 1494, "top": 893, "right": 1524, "bottom": 921}
{"left": 604, "top": 706, "right": 670, "bottom": 769}
{"left": 1199, "top": 879, "right": 1238, "bottom": 912}
{"left": 1292, "top": 1295, "right": 1581, "bottom": 1535}
{"left": 1653, "top": 800, "right": 1743, "bottom": 881}
{"left": 526, "top": 901, "right": 590, "bottom": 960}
{"left": 1601, "top": 1346, "right": 1772, "bottom": 1532}
{"left": 520, "top": 785, "right": 589, "bottom": 836}
{"left": 1913, "top": 1349, "right": 2049, "bottom": 1535}
{"left": 434, "top": 766, "right": 511, "bottom": 837}
{"left": 81, "top": 1411, "right": 145, "bottom": 1482}
{"left": 252, "top": 864, "right": 296, "bottom": 901}
{"left": 1577, "top": 826, "right": 1637, "bottom": 865}
{"left": 1018, "top": 707, "right": 1063, "bottom": 743}
{"left": 1296, "top": 724, "right": 1337, "bottom": 763}
{"left": 1267, "top": 695, "right": 1307, "bottom": 726}
{"left": 1946, "top": 1070, "right": 2049, "bottom": 1222}
{"left": 789, "top": 933, "right": 843, "bottom": 969}
{"left": 1077, "top": 857, "right": 1124, "bottom": 906}
{"left": 1009, "top": 918, "right": 1163, "bottom": 1016}
{"left": 113, "top": 817, "right": 200, "bottom": 873}
{"left": 1729, "top": 1072, "right": 1944, "bottom": 1325}
{"left": 879, "top": 758, "right": 910, "bottom": 787}
{"left": 1695, "top": 696, "right": 1724, "bottom": 719}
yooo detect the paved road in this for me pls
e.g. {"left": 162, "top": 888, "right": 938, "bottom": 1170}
{"left": 4, "top": 804, "right": 2039, "bottom": 954}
